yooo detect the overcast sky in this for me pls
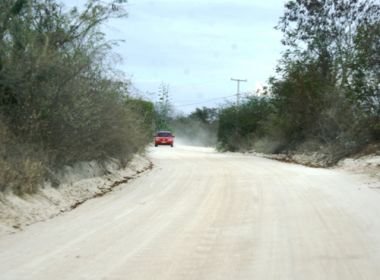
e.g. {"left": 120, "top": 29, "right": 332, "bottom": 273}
{"left": 62, "top": 0, "right": 286, "bottom": 113}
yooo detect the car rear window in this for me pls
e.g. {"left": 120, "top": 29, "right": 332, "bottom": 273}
{"left": 157, "top": 132, "right": 172, "bottom": 137}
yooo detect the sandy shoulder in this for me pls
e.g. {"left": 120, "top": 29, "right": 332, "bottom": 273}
{"left": 0, "top": 154, "right": 152, "bottom": 236}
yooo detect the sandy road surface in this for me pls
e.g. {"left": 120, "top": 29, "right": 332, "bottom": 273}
{"left": 1, "top": 146, "right": 380, "bottom": 280}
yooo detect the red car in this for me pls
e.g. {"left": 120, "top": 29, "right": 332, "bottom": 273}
{"left": 154, "top": 131, "right": 175, "bottom": 147}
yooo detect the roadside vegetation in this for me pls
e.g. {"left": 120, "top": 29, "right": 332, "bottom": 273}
{"left": 217, "top": 0, "right": 380, "bottom": 164}
{"left": 0, "top": 0, "right": 154, "bottom": 194}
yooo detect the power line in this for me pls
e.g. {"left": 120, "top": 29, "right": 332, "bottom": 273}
{"left": 175, "top": 94, "right": 237, "bottom": 107}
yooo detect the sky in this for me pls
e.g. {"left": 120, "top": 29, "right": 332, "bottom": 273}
{"left": 62, "top": 0, "right": 286, "bottom": 113}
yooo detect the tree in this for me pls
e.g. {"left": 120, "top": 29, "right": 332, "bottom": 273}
{"left": 154, "top": 83, "right": 173, "bottom": 130}
{"left": 189, "top": 107, "right": 218, "bottom": 124}
{"left": 217, "top": 0, "right": 379, "bottom": 156}
{"left": 0, "top": 0, "right": 154, "bottom": 193}
{"left": 266, "top": 0, "right": 379, "bottom": 156}
{"left": 352, "top": 11, "right": 380, "bottom": 121}
{"left": 277, "top": 0, "right": 379, "bottom": 98}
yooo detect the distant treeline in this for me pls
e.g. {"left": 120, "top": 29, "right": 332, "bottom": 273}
{"left": 217, "top": 0, "right": 379, "bottom": 163}
{"left": 0, "top": 0, "right": 154, "bottom": 194}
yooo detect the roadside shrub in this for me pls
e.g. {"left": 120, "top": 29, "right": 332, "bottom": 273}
{"left": 217, "top": 97, "right": 274, "bottom": 151}
{"left": 0, "top": 1, "right": 153, "bottom": 194}
{"left": 0, "top": 120, "right": 45, "bottom": 194}
{"left": 252, "top": 137, "right": 286, "bottom": 154}
{"left": 313, "top": 90, "right": 371, "bottom": 162}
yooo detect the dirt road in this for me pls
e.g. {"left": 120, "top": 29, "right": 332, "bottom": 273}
{"left": 1, "top": 146, "right": 380, "bottom": 279}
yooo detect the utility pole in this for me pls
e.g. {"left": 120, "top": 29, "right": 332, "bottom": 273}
{"left": 230, "top": 78, "right": 247, "bottom": 106}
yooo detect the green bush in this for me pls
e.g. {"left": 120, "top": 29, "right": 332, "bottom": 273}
{"left": 0, "top": 120, "right": 45, "bottom": 194}
{"left": 0, "top": 1, "right": 153, "bottom": 194}
{"left": 217, "top": 97, "right": 274, "bottom": 151}
{"left": 216, "top": 0, "right": 379, "bottom": 159}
